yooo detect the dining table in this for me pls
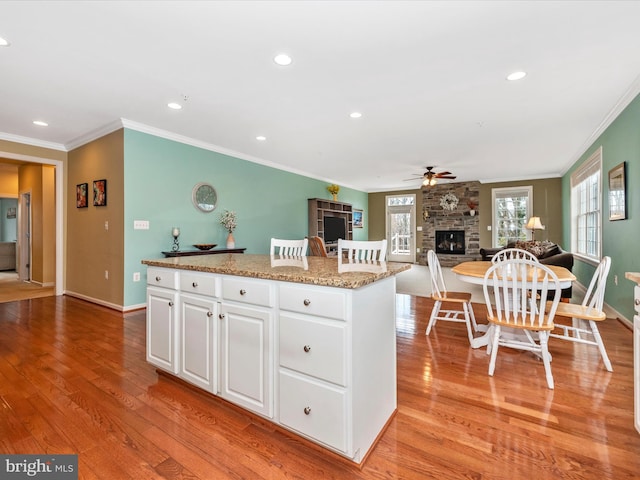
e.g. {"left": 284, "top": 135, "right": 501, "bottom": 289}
{"left": 451, "top": 260, "right": 576, "bottom": 349}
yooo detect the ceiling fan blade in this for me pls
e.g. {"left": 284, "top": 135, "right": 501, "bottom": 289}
{"left": 438, "top": 175, "right": 457, "bottom": 179}
{"left": 435, "top": 171, "right": 452, "bottom": 176}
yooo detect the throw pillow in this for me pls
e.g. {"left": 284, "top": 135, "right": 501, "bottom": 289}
{"left": 514, "top": 240, "right": 546, "bottom": 258}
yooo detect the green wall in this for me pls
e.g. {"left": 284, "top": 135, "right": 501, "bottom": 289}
{"left": 123, "top": 129, "right": 368, "bottom": 307}
{"left": 562, "top": 93, "right": 640, "bottom": 322}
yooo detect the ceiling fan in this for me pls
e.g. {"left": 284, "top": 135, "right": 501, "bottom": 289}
{"left": 405, "top": 166, "right": 457, "bottom": 187}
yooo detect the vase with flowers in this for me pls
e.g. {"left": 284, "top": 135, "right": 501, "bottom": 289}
{"left": 467, "top": 200, "right": 477, "bottom": 216}
{"left": 219, "top": 209, "right": 237, "bottom": 248}
{"left": 327, "top": 184, "right": 340, "bottom": 201}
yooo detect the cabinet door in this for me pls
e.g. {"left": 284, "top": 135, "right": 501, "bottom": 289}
{"left": 147, "top": 286, "right": 179, "bottom": 374}
{"left": 219, "top": 303, "right": 273, "bottom": 418}
{"left": 180, "top": 294, "right": 218, "bottom": 393}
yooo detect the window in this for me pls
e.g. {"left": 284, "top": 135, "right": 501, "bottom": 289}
{"left": 571, "top": 147, "right": 602, "bottom": 260}
{"left": 492, "top": 186, "right": 533, "bottom": 247}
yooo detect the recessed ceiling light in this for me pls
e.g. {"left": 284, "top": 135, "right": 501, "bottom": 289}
{"left": 507, "top": 71, "right": 527, "bottom": 81}
{"left": 167, "top": 102, "right": 182, "bottom": 110}
{"left": 33, "top": 120, "right": 48, "bottom": 127}
{"left": 350, "top": 112, "right": 362, "bottom": 118}
{"left": 274, "top": 53, "right": 292, "bottom": 66}
{"left": 256, "top": 136, "right": 266, "bottom": 141}
{"left": 0, "top": 37, "right": 9, "bottom": 47}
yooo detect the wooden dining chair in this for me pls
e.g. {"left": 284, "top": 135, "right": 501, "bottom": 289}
{"left": 270, "top": 238, "right": 309, "bottom": 256}
{"left": 337, "top": 239, "right": 387, "bottom": 261}
{"left": 426, "top": 250, "right": 478, "bottom": 345}
{"left": 491, "top": 247, "right": 538, "bottom": 263}
{"left": 307, "top": 236, "right": 328, "bottom": 257}
{"left": 549, "top": 256, "right": 612, "bottom": 371}
{"left": 483, "top": 257, "right": 562, "bottom": 389}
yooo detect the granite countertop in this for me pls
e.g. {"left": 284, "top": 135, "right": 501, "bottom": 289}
{"left": 142, "top": 254, "right": 411, "bottom": 289}
{"left": 625, "top": 272, "right": 640, "bottom": 284}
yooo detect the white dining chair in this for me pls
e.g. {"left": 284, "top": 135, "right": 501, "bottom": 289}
{"left": 426, "top": 250, "right": 478, "bottom": 345}
{"left": 483, "top": 257, "right": 562, "bottom": 389}
{"left": 270, "top": 238, "right": 309, "bottom": 256}
{"left": 549, "top": 256, "right": 612, "bottom": 371}
{"left": 491, "top": 247, "right": 539, "bottom": 263}
{"left": 337, "top": 239, "right": 387, "bottom": 261}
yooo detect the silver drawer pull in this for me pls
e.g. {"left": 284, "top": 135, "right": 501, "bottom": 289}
{"left": 207, "top": 311, "right": 213, "bottom": 317}
{"left": 635, "top": 299, "right": 640, "bottom": 306}
{"left": 304, "top": 407, "right": 311, "bottom": 415}
{"left": 168, "top": 301, "right": 174, "bottom": 307}
{"left": 303, "top": 345, "right": 311, "bottom": 353}
{"left": 155, "top": 276, "right": 161, "bottom": 282}
{"left": 192, "top": 282, "right": 198, "bottom": 288}
{"left": 218, "top": 313, "right": 225, "bottom": 320}
{"left": 303, "top": 299, "right": 311, "bottom": 306}
{"left": 240, "top": 289, "right": 247, "bottom": 295}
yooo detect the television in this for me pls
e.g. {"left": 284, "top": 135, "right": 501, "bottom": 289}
{"left": 323, "top": 216, "right": 346, "bottom": 244}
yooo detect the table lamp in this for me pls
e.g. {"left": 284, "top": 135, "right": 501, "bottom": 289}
{"left": 525, "top": 216, "right": 545, "bottom": 241}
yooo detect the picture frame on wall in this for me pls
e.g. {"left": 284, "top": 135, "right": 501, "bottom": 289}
{"left": 353, "top": 209, "right": 364, "bottom": 228}
{"left": 76, "top": 183, "right": 88, "bottom": 208}
{"left": 93, "top": 179, "right": 107, "bottom": 207}
{"left": 6, "top": 207, "right": 16, "bottom": 219}
{"left": 608, "top": 162, "right": 626, "bottom": 221}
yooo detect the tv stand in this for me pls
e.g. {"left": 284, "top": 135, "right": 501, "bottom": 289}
{"left": 308, "top": 198, "right": 353, "bottom": 245}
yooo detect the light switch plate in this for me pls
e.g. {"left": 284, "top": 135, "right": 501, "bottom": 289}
{"left": 134, "top": 220, "right": 150, "bottom": 230}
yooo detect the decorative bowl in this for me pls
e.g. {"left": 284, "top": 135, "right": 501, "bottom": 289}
{"left": 193, "top": 244, "right": 216, "bottom": 251}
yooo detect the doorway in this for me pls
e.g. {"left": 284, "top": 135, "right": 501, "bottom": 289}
{"left": 386, "top": 194, "right": 416, "bottom": 263}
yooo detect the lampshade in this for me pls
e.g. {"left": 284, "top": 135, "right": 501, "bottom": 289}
{"left": 525, "top": 216, "right": 545, "bottom": 230}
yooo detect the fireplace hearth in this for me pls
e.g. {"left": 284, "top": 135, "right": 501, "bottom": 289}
{"left": 435, "top": 230, "right": 465, "bottom": 255}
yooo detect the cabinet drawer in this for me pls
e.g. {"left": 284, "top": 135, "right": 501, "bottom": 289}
{"left": 180, "top": 271, "right": 219, "bottom": 297}
{"left": 279, "top": 284, "right": 347, "bottom": 320}
{"left": 222, "top": 277, "right": 274, "bottom": 307}
{"left": 280, "top": 314, "right": 346, "bottom": 386}
{"left": 147, "top": 267, "right": 178, "bottom": 290}
{"left": 635, "top": 286, "right": 640, "bottom": 315}
{"left": 279, "top": 371, "right": 347, "bottom": 453}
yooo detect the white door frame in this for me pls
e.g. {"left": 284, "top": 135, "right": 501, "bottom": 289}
{"left": 18, "top": 191, "right": 31, "bottom": 281}
{"left": 0, "top": 150, "right": 64, "bottom": 295}
{"left": 385, "top": 194, "right": 416, "bottom": 263}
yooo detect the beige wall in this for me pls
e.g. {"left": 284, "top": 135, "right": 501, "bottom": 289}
{"left": 368, "top": 188, "right": 423, "bottom": 241}
{"left": 0, "top": 139, "right": 67, "bottom": 162}
{"left": 18, "top": 164, "right": 56, "bottom": 285}
{"left": 478, "top": 177, "right": 563, "bottom": 248}
{"left": 67, "top": 130, "right": 125, "bottom": 306}
{"left": 0, "top": 164, "right": 19, "bottom": 196}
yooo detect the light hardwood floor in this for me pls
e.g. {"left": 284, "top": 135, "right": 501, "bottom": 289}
{"left": 0, "top": 271, "right": 54, "bottom": 303}
{"left": 1, "top": 294, "right": 638, "bottom": 479}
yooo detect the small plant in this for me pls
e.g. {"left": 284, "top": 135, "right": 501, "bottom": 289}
{"left": 327, "top": 184, "right": 340, "bottom": 196}
{"left": 219, "top": 209, "right": 237, "bottom": 233}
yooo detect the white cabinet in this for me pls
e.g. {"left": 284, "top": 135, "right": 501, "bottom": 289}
{"left": 180, "top": 293, "right": 218, "bottom": 392}
{"left": 634, "top": 284, "right": 640, "bottom": 434}
{"left": 219, "top": 276, "right": 275, "bottom": 418}
{"left": 146, "top": 267, "right": 180, "bottom": 374}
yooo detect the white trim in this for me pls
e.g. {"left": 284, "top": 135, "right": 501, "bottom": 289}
{"left": 0, "top": 132, "right": 66, "bottom": 152}
{"left": 491, "top": 185, "right": 533, "bottom": 247}
{"left": 63, "top": 290, "right": 138, "bottom": 312}
{"left": 570, "top": 147, "right": 602, "bottom": 259}
{"left": 64, "top": 119, "right": 123, "bottom": 151}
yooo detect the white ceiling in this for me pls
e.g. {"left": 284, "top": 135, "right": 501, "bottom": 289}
{"left": 2, "top": 1, "right": 640, "bottom": 192}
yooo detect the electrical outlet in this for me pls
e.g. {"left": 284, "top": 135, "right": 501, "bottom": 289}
{"left": 133, "top": 272, "right": 140, "bottom": 282}
{"left": 104, "top": 270, "right": 109, "bottom": 280}
{"left": 134, "top": 220, "right": 150, "bottom": 230}
{"left": 487, "top": 225, "right": 492, "bottom": 231}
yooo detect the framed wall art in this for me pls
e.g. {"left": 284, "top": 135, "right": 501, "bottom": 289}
{"left": 6, "top": 207, "right": 16, "bottom": 219}
{"left": 93, "top": 179, "right": 107, "bottom": 207}
{"left": 353, "top": 209, "right": 364, "bottom": 228}
{"left": 608, "top": 162, "right": 626, "bottom": 221}
{"left": 76, "top": 183, "right": 88, "bottom": 208}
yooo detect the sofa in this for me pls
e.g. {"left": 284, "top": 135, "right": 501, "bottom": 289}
{"left": 479, "top": 240, "right": 574, "bottom": 299}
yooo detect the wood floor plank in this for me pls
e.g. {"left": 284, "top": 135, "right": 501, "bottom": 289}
{"left": 1, "top": 294, "right": 639, "bottom": 479}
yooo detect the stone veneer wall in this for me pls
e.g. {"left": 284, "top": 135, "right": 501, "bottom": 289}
{"left": 419, "top": 181, "right": 480, "bottom": 267}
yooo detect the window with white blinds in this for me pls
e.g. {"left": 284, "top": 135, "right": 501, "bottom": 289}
{"left": 491, "top": 186, "right": 533, "bottom": 247}
{"left": 571, "top": 147, "right": 602, "bottom": 260}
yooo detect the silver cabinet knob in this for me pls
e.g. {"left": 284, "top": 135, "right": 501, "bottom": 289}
{"left": 635, "top": 298, "right": 640, "bottom": 306}
{"left": 303, "top": 345, "right": 311, "bottom": 353}
{"left": 155, "top": 276, "right": 161, "bottom": 282}
{"left": 303, "top": 299, "right": 311, "bottom": 306}
{"left": 168, "top": 301, "right": 174, "bottom": 307}
{"left": 304, "top": 407, "right": 311, "bottom": 415}
{"left": 207, "top": 311, "right": 213, "bottom": 317}
{"left": 192, "top": 282, "right": 198, "bottom": 288}
{"left": 218, "top": 313, "right": 225, "bottom": 319}
{"left": 240, "top": 289, "right": 247, "bottom": 295}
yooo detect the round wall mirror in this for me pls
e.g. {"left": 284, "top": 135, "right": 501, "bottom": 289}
{"left": 192, "top": 182, "right": 217, "bottom": 212}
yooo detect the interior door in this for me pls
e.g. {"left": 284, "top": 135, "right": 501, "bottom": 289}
{"left": 386, "top": 197, "right": 416, "bottom": 263}
{"left": 18, "top": 192, "right": 31, "bottom": 281}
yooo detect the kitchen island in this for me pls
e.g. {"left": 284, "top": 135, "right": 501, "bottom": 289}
{"left": 141, "top": 254, "right": 410, "bottom": 464}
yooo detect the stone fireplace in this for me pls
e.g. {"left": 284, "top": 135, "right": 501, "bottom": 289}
{"left": 419, "top": 181, "right": 480, "bottom": 267}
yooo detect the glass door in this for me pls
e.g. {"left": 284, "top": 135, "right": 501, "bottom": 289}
{"left": 386, "top": 195, "right": 416, "bottom": 263}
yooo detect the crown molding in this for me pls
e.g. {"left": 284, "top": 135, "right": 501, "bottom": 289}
{"left": 0, "top": 131, "right": 66, "bottom": 151}
{"left": 561, "top": 73, "right": 640, "bottom": 176}
{"left": 64, "top": 119, "right": 124, "bottom": 151}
